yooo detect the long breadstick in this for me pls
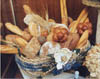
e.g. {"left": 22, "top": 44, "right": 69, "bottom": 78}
{"left": 76, "top": 30, "right": 89, "bottom": 48}
{"left": 60, "top": 0, "right": 68, "bottom": 25}
{"left": 0, "top": 45, "right": 18, "bottom": 54}
{"left": 70, "top": 8, "right": 87, "bottom": 33}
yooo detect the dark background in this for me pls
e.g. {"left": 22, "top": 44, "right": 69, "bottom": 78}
{"left": 1, "top": 0, "right": 98, "bottom": 78}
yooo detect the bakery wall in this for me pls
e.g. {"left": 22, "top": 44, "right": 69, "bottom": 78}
{"left": 1, "top": 0, "right": 98, "bottom": 77}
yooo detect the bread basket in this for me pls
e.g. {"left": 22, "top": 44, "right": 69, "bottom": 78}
{"left": 15, "top": 54, "right": 55, "bottom": 78}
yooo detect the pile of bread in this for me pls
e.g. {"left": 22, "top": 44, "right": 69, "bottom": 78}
{"left": 1, "top": 1, "right": 100, "bottom": 78}
{"left": 0, "top": 3, "right": 93, "bottom": 59}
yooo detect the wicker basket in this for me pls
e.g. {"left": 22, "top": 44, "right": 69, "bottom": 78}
{"left": 15, "top": 54, "right": 56, "bottom": 78}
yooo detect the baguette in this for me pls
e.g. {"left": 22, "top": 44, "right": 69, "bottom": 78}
{"left": 76, "top": 30, "right": 89, "bottom": 48}
{"left": 5, "top": 23, "right": 32, "bottom": 41}
{"left": 0, "top": 45, "right": 18, "bottom": 54}
{"left": 70, "top": 8, "right": 87, "bottom": 33}
{"left": 6, "top": 34, "right": 28, "bottom": 48}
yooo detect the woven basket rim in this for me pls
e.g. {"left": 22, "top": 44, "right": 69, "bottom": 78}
{"left": 15, "top": 54, "right": 54, "bottom": 64}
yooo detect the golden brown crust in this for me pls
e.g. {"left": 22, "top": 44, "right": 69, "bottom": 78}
{"left": 52, "top": 27, "right": 68, "bottom": 43}
{"left": 5, "top": 34, "right": 28, "bottom": 48}
{"left": 5, "top": 23, "right": 23, "bottom": 36}
{"left": 76, "top": 30, "right": 89, "bottom": 48}
{"left": 77, "top": 22, "right": 92, "bottom": 35}
{"left": 0, "top": 45, "right": 18, "bottom": 54}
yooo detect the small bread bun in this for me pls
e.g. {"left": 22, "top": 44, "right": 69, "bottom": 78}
{"left": 52, "top": 26, "right": 69, "bottom": 43}
{"left": 77, "top": 22, "right": 92, "bottom": 35}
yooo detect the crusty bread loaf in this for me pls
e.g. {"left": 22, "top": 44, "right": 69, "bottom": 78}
{"left": 6, "top": 34, "right": 28, "bottom": 48}
{"left": 0, "top": 45, "right": 18, "bottom": 54}
{"left": 5, "top": 23, "right": 32, "bottom": 41}
{"left": 5, "top": 23, "right": 23, "bottom": 36}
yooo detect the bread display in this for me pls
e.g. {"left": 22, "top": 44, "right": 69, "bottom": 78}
{"left": 1, "top": 5, "right": 93, "bottom": 58}
{"left": 1, "top": 3, "right": 97, "bottom": 78}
